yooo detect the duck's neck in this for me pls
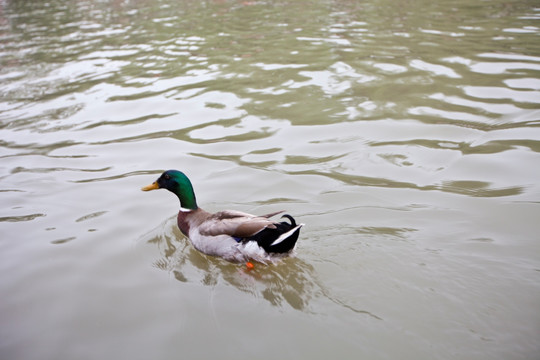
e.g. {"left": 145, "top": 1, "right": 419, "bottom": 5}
{"left": 176, "top": 188, "right": 197, "bottom": 210}
{"left": 173, "top": 176, "right": 198, "bottom": 210}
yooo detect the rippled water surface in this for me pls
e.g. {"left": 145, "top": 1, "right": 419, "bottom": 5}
{"left": 1, "top": 0, "right": 540, "bottom": 359}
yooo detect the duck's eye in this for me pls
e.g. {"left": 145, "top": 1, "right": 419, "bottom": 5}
{"left": 164, "top": 174, "right": 171, "bottom": 180}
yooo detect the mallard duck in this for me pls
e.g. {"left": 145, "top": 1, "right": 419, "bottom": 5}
{"left": 142, "top": 170, "right": 303, "bottom": 266}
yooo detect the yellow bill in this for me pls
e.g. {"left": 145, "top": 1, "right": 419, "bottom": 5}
{"left": 141, "top": 181, "right": 160, "bottom": 191}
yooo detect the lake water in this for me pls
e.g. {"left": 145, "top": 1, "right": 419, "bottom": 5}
{"left": 1, "top": 0, "right": 539, "bottom": 359}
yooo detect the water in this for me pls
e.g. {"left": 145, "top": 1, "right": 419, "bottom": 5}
{"left": 1, "top": 0, "right": 539, "bottom": 359}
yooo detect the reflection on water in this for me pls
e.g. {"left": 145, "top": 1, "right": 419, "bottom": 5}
{"left": 143, "top": 216, "right": 380, "bottom": 318}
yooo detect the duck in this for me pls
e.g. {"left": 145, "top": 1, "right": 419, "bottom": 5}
{"left": 141, "top": 170, "right": 303, "bottom": 267}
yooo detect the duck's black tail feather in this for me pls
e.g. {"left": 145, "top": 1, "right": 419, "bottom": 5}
{"left": 267, "top": 224, "right": 302, "bottom": 253}
{"left": 243, "top": 214, "right": 303, "bottom": 254}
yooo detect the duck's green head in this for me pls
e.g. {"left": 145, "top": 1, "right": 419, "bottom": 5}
{"left": 141, "top": 170, "right": 198, "bottom": 210}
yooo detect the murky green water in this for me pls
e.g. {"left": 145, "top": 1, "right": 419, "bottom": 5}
{"left": 1, "top": 0, "right": 539, "bottom": 359}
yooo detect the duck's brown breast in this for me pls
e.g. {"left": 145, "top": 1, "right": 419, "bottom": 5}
{"left": 177, "top": 211, "right": 190, "bottom": 236}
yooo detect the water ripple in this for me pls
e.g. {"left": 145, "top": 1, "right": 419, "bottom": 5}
{"left": 1, "top": 1, "right": 540, "bottom": 358}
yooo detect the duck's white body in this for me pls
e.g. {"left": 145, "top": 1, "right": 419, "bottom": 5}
{"left": 178, "top": 208, "right": 303, "bottom": 264}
